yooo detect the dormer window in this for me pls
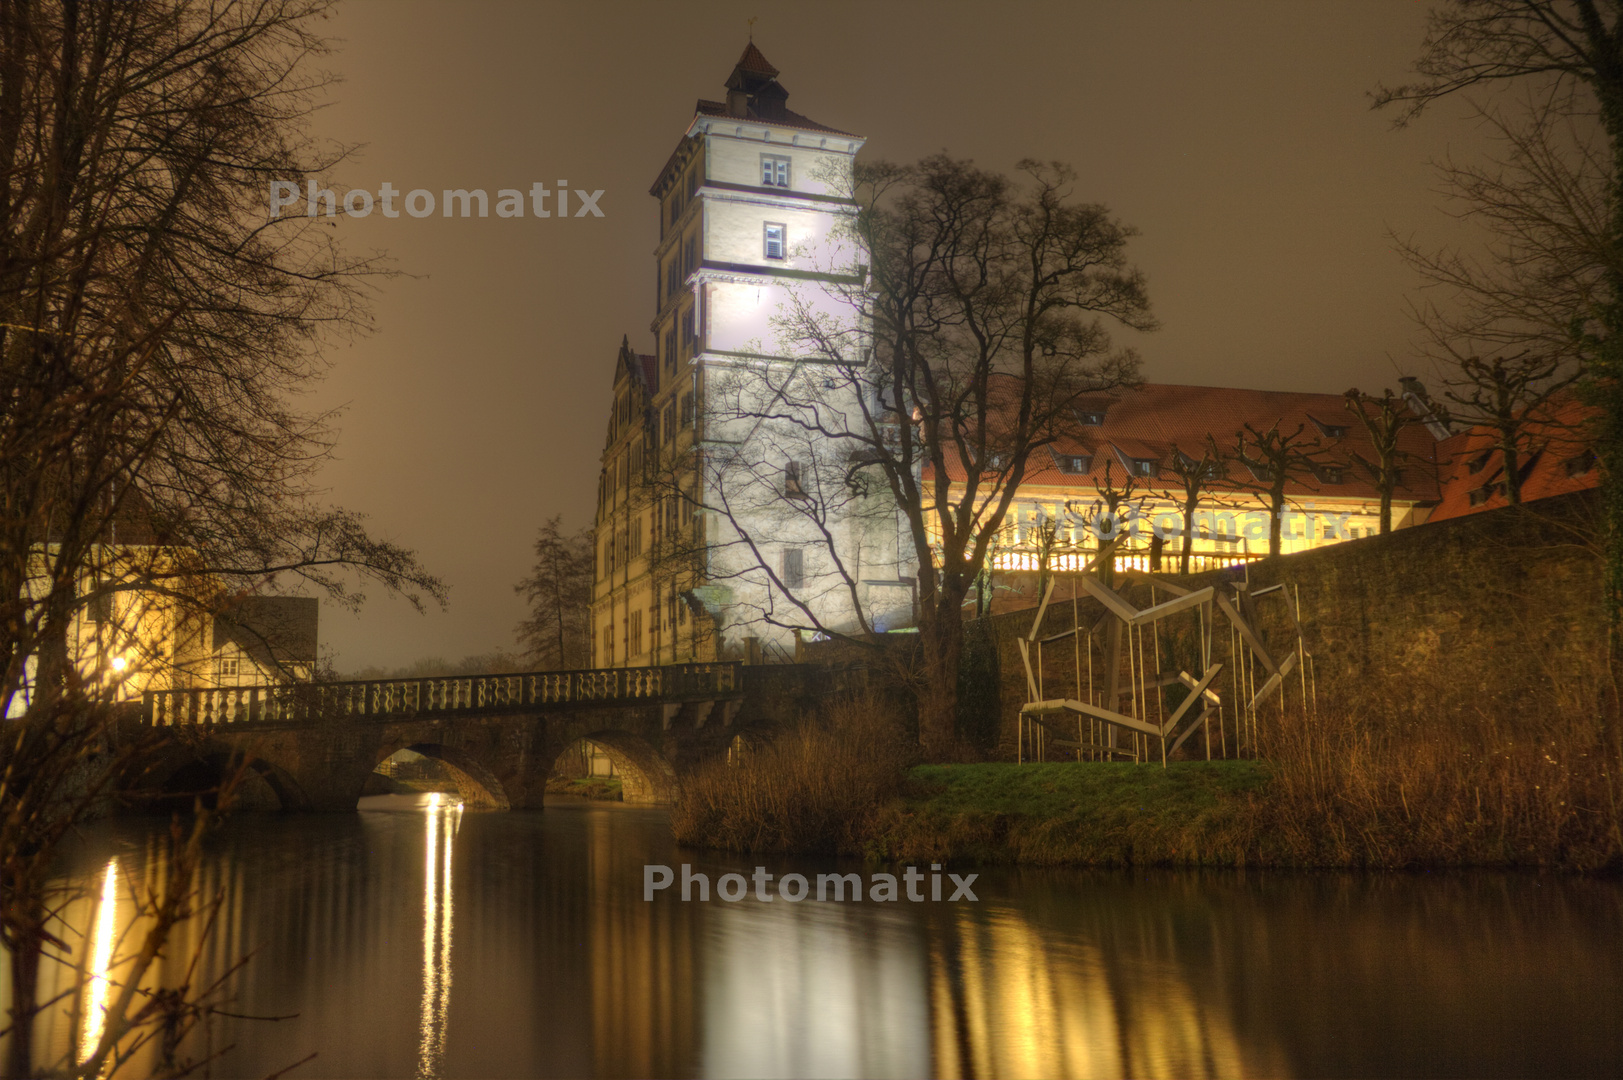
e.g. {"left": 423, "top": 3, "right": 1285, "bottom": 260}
{"left": 1175, "top": 450, "right": 1220, "bottom": 480}
{"left": 1054, "top": 451, "right": 1091, "bottom": 474}
{"left": 1309, "top": 415, "right": 1348, "bottom": 439}
{"left": 1565, "top": 449, "right": 1597, "bottom": 477}
{"left": 1315, "top": 463, "right": 1346, "bottom": 485}
{"left": 1130, "top": 458, "right": 1157, "bottom": 478}
{"left": 762, "top": 155, "right": 791, "bottom": 188}
{"left": 764, "top": 222, "right": 786, "bottom": 260}
{"left": 1076, "top": 408, "right": 1106, "bottom": 426}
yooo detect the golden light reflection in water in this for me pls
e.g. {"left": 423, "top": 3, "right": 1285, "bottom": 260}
{"left": 929, "top": 905, "right": 1286, "bottom": 1079}
{"left": 77, "top": 858, "right": 119, "bottom": 1067}
{"left": 417, "top": 793, "right": 462, "bottom": 1079}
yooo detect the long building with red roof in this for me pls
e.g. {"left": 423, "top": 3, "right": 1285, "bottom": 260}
{"left": 926, "top": 381, "right": 1598, "bottom": 577}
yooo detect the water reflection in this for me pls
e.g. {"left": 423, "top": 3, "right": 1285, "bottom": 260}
{"left": 927, "top": 902, "right": 1275, "bottom": 1079}
{"left": 417, "top": 793, "right": 461, "bottom": 1078}
{"left": 77, "top": 858, "right": 119, "bottom": 1068}
{"left": 9, "top": 805, "right": 1621, "bottom": 1078}
{"left": 701, "top": 899, "right": 929, "bottom": 1079}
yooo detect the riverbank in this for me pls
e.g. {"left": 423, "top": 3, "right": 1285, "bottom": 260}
{"left": 867, "top": 761, "right": 1267, "bottom": 867}
{"left": 545, "top": 776, "right": 624, "bottom": 801}
{"left": 676, "top": 747, "right": 1623, "bottom": 872}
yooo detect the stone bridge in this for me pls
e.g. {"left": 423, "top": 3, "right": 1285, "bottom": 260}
{"left": 130, "top": 662, "right": 829, "bottom": 811}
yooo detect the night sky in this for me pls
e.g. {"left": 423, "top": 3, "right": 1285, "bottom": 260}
{"left": 304, "top": 0, "right": 1492, "bottom": 671}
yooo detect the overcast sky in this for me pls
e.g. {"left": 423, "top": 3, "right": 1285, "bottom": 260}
{"left": 302, "top": 0, "right": 1493, "bottom": 672}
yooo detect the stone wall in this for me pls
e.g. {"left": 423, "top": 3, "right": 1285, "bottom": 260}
{"left": 966, "top": 491, "right": 1606, "bottom": 759}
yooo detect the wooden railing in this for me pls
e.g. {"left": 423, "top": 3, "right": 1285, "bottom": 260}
{"left": 142, "top": 662, "right": 743, "bottom": 727}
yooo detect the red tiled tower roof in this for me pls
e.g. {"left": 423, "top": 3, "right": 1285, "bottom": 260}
{"left": 732, "top": 41, "right": 779, "bottom": 80}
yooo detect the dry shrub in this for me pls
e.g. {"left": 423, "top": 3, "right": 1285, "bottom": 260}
{"left": 1253, "top": 699, "right": 1623, "bottom": 870}
{"left": 670, "top": 694, "right": 913, "bottom": 853}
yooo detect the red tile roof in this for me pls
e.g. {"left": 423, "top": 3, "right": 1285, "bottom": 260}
{"left": 922, "top": 381, "right": 1445, "bottom": 504}
{"left": 735, "top": 41, "right": 778, "bottom": 78}
{"left": 693, "top": 98, "right": 859, "bottom": 138}
{"left": 1430, "top": 392, "right": 1598, "bottom": 520}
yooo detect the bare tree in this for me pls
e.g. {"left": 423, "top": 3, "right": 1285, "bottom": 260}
{"left": 1163, "top": 441, "right": 1228, "bottom": 573}
{"left": 1232, "top": 422, "right": 1330, "bottom": 556}
{"left": 0, "top": 2, "right": 444, "bottom": 1072}
{"left": 514, "top": 516, "right": 594, "bottom": 669}
{"left": 1065, "top": 458, "right": 1144, "bottom": 584}
{"left": 1436, "top": 351, "right": 1584, "bottom": 503}
{"left": 693, "top": 155, "right": 1153, "bottom": 757}
{"left": 1344, "top": 388, "right": 1422, "bottom": 532}
{"left": 1387, "top": 96, "right": 1597, "bottom": 509}
{"left": 1375, "top": 0, "right": 1623, "bottom": 615}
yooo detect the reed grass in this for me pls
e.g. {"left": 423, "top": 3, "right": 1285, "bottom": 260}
{"left": 669, "top": 695, "right": 912, "bottom": 853}
{"left": 670, "top": 692, "right": 1623, "bottom": 872}
{"left": 1249, "top": 699, "right": 1623, "bottom": 870}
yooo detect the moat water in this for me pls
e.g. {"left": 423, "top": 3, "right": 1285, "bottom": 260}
{"left": 8, "top": 794, "right": 1622, "bottom": 1078}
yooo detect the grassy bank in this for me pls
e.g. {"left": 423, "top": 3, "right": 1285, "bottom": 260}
{"left": 545, "top": 776, "right": 623, "bottom": 801}
{"left": 869, "top": 761, "right": 1268, "bottom": 866}
{"left": 671, "top": 699, "right": 1623, "bottom": 872}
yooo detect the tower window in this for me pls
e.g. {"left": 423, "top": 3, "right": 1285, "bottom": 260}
{"left": 764, "top": 222, "right": 786, "bottom": 260}
{"left": 784, "top": 459, "right": 808, "bottom": 499}
{"left": 762, "top": 155, "right": 791, "bottom": 188}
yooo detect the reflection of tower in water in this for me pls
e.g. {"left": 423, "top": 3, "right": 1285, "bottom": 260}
{"left": 584, "top": 807, "right": 697, "bottom": 1077}
{"left": 418, "top": 793, "right": 462, "bottom": 1079}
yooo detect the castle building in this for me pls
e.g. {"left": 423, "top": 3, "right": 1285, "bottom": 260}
{"left": 589, "top": 45, "right": 1604, "bottom": 655}
{"left": 591, "top": 43, "right": 913, "bottom": 667}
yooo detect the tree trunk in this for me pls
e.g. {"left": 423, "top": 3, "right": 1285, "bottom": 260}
{"left": 4, "top": 900, "right": 42, "bottom": 1080}
{"left": 916, "top": 598, "right": 966, "bottom": 760}
{"left": 1501, "top": 436, "right": 1523, "bottom": 505}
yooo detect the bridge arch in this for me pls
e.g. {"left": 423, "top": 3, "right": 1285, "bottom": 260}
{"left": 145, "top": 748, "right": 311, "bottom": 812}
{"left": 377, "top": 742, "right": 512, "bottom": 810}
{"left": 568, "top": 730, "right": 677, "bottom": 803}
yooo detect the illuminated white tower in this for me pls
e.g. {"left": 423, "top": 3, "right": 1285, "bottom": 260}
{"left": 594, "top": 43, "right": 914, "bottom": 667}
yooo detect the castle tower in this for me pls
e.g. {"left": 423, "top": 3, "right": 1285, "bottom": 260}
{"left": 592, "top": 44, "right": 913, "bottom": 667}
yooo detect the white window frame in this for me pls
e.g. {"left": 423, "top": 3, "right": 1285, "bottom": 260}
{"left": 761, "top": 154, "right": 791, "bottom": 188}
{"left": 763, "top": 222, "right": 786, "bottom": 260}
